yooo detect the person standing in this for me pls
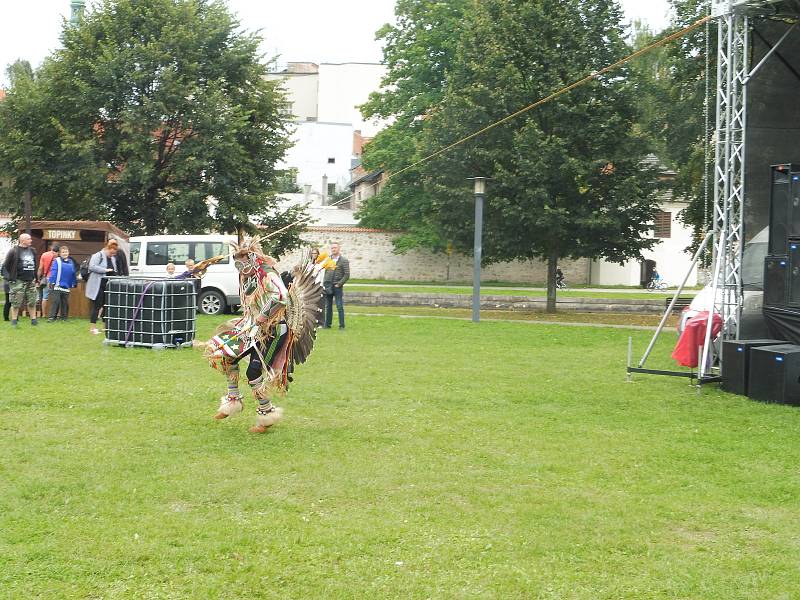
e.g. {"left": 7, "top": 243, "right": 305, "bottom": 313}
{"left": 37, "top": 242, "right": 60, "bottom": 317}
{"left": 85, "top": 239, "right": 120, "bottom": 335}
{"left": 323, "top": 242, "right": 350, "bottom": 329}
{"left": 181, "top": 258, "right": 201, "bottom": 294}
{"left": 2, "top": 233, "right": 39, "bottom": 327}
{"left": 47, "top": 245, "right": 78, "bottom": 321}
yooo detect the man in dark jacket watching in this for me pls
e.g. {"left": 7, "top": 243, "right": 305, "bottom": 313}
{"left": 323, "top": 241, "right": 350, "bottom": 329}
{"left": 2, "top": 233, "right": 39, "bottom": 327}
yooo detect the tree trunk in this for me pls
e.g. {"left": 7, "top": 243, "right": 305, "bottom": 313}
{"left": 143, "top": 188, "right": 159, "bottom": 234}
{"left": 546, "top": 251, "right": 558, "bottom": 314}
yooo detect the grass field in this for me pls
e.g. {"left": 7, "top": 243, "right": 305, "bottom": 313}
{"left": 346, "top": 285, "right": 693, "bottom": 301}
{"left": 346, "top": 304, "right": 679, "bottom": 328}
{"left": 2, "top": 313, "right": 799, "bottom": 598}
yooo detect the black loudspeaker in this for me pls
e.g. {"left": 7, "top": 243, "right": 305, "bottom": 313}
{"left": 721, "top": 339, "right": 784, "bottom": 395}
{"left": 790, "top": 239, "right": 800, "bottom": 306}
{"left": 748, "top": 344, "right": 800, "bottom": 405}
{"left": 769, "top": 164, "right": 800, "bottom": 254}
{"left": 765, "top": 255, "right": 789, "bottom": 306}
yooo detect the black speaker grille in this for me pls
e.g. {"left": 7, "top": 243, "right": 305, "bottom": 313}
{"left": 765, "top": 256, "right": 789, "bottom": 306}
{"left": 748, "top": 344, "right": 800, "bottom": 405}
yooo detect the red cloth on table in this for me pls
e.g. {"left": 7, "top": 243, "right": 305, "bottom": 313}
{"left": 672, "top": 311, "right": 723, "bottom": 368}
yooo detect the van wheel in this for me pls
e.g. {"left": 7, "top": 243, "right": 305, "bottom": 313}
{"left": 199, "top": 290, "right": 226, "bottom": 315}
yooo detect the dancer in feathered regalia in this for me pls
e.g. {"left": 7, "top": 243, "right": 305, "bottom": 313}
{"left": 204, "top": 236, "right": 334, "bottom": 433}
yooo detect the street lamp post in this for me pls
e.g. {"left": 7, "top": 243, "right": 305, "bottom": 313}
{"left": 468, "top": 177, "right": 487, "bottom": 323}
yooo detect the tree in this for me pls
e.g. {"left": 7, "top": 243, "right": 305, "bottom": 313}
{"left": 358, "top": 0, "right": 471, "bottom": 253}
{"left": 0, "top": 0, "right": 307, "bottom": 253}
{"left": 360, "top": 0, "right": 659, "bottom": 311}
{"left": 5, "top": 60, "right": 33, "bottom": 85}
{"left": 628, "top": 20, "right": 671, "bottom": 161}
{"left": 649, "top": 0, "right": 715, "bottom": 244}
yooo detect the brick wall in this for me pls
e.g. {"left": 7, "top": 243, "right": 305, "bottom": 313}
{"left": 276, "top": 227, "right": 589, "bottom": 284}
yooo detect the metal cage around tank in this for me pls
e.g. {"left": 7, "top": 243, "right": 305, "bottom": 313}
{"left": 103, "top": 276, "right": 198, "bottom": 348}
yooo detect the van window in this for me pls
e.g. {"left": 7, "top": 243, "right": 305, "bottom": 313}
{"left": 145, "top": 241, "right": 230, "bottom": 265}
{"left": 168, "top": 243, "right": 191, "bottom": 264}
{"left": 129, "top": 242, "right": 140, "bottom": 266}
{"left": 147, "top": 243, "right": 169, "bottom": 265}
{"left": 146, "top": 242, "right": 191, "bottom": 265}
{"left": 194, "top": 242, "right": 230, "bottom": 263}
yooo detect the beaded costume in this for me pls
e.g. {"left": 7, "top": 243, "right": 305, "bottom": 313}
{"left": 204, "top": 237, "right": 332, "bottom": 433}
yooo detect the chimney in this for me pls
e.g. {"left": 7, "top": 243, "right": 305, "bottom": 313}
{"left": 303, "top": 184, "right": 312, "bottom": 204}
{"left": 322, "top": 175, "right": 328, "bottom": 205}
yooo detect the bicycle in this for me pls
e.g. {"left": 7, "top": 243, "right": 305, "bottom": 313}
{"left": 646, "top": 274, "right": 667, "bottom": 290}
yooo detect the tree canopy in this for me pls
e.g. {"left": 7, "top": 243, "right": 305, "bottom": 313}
{"left": 359, "top": 0, "right": 659, "bottom": 310}
{"left": 0, "top": 0, "right": 307, "bottom": 252}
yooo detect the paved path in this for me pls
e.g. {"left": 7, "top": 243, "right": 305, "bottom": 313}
{"left": 350, "top": 284, "right": 688, "bottom": 295}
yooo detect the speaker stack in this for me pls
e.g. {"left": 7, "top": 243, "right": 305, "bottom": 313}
{"left": 765, "top": 164, "right": 800, "bottom": 307}
{"left": 721, "top": 339, "right": 783, "bottom": 396}
{"left": 732, "top": 164, "right": 800, "bottom": 405}
{"left": 748, "top": 344, "right": 800, "bottom": 405}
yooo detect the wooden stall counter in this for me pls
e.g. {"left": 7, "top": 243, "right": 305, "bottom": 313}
{"left": 70, "top": 281, "right": 92, "bottom": 319}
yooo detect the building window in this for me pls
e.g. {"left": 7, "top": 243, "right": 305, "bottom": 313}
{"left": 327, "top": 183, "right": 336, "bottom": 197}
{"left": 654, "top": 210, "right": 671, "bottom": 239}
{"left": 327, "top": 157, "right": 336, "bottom": 164}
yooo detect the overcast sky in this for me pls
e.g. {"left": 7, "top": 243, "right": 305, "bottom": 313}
{"left": 0, "top": 0, "right": 672, "bottom": 86}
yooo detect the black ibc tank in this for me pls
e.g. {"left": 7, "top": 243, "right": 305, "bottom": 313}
{"left": 104, "top": 277, "right": 197, "bottom": 347}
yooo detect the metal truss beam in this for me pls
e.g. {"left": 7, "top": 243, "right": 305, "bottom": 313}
{"left": 714, "top": 0, "right": 794, "bottom": 16}
{"left": 701, "top": 10, "right": 750, "bottom": 380}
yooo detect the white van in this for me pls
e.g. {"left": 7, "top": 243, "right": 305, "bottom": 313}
{"left": 128, "top": 234, "right": 240, "bottom": 315}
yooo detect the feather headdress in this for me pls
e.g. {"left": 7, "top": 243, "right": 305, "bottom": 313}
{"left": 230, "top": 235, "right": 270, "bottom": 260}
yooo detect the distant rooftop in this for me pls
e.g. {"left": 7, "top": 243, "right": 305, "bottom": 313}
{"left": 271, "top": 61, "right": 384, "bottom": 75}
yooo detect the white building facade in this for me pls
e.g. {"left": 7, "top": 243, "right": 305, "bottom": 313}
{"left": 268, "top": 62, "right": 387, "bottom": 199}
{"left": 282, "top": 121, "right": 354, "bottom": 197}
{"left": 590, "top": 197, "right": 699, "bottom": 287}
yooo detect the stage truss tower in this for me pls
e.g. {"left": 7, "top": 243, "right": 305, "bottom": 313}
{"left": 701, "top": 0, "right": 794, "bottom": 380}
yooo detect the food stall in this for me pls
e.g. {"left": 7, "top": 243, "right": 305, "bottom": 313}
{"left": 22, "top": 220, "right": 130, "bottom": 318}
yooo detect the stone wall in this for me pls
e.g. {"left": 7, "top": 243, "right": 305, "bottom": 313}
{"left": 345, "top": 291, "right": 667, "bottom": 314}
{"left": 277, "top": 227, "right": 589, "bottom": 284}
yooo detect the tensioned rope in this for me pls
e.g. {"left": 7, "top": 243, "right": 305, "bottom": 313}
{"left": 263, "top": 14, "right": 714, "bottom": 241}
{"left": 703, "top": 4, "right": 712, "bottom": 264}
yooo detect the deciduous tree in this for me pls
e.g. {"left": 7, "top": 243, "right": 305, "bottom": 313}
{"left": 360, "top": 0, "right": 659, "bottom": 311}
{"left": 0, "top": 0, "right": 306, "bottom": 253}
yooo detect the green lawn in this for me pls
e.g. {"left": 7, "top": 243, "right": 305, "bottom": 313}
{"left": 346, "top": 285, "right": 694, "bottom": 301}
{"left": 2, "top": 314, "right": 799, "bottom": 598}
{"left": 346, "top": 304, "right": 678, "bottom": 328}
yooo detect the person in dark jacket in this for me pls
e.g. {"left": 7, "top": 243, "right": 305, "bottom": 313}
{"left": 47, "top": 245, "right": 79, "bottom": 321}
{"left": 322, "top": 242, "right": 350, "bottom": 329}
{"left": 2, "top": 233, "right": 39, "bottom": 327}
